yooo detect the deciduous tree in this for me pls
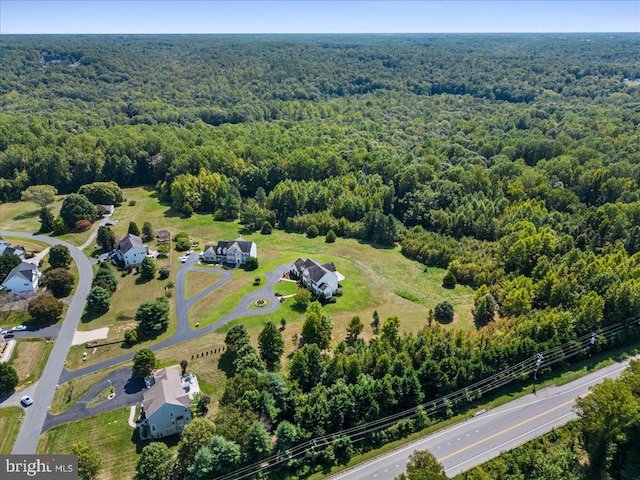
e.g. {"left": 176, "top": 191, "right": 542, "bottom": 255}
{"left": 132, "top": 348, "right": 157, "bottom": 378}
{"left": 68, "top": 441, "right": 103, "bottom": 480}
{"left": 28, "top": 294, "right": 64, "bottom": 325}
{"left": 135, "top": 442, "right": 173, "bottom": 480}
{"left": 48, "top": 244, "right": 72, "bottom": 269}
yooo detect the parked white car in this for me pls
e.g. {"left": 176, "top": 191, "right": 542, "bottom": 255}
{"left": 11, "top": 325, "right": 27, "bottom": 332}
{"left": 21, "top": 396, "right": 33, "bottom": 407}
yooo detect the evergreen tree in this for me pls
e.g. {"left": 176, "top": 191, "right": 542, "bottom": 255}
{"left": 128, "top": 221, "right": 141, "bottom": 236}
{"left": 39, "top": 207, "right": 55, "bottom": 232}
{"left": 96, "top": 226, "right": 116, "bottom": 251}
{"left": 258, "top": 320, "right": 285, "bottom": 370}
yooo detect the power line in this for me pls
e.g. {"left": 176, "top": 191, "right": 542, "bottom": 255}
{"left": 216, "top": 315, "right": 640, "bottom": 480}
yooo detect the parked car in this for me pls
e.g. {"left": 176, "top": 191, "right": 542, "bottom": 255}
{"left": 0, "top": 329, "right": 7, "bottom": 335}
{"left": 3, "top": 334, "right": 14, "bottom": 339}
{"left": 12, "top": 325, "right": 27, "bottom": 332}
{"left": 21, "top": 396, "right": 33, "bottom": 407}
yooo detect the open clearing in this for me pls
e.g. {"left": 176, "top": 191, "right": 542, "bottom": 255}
{"left": 9, "top": 338, "right": 53, "bottom": 388}
{"left": 185, "top": 270, "right": 222, "bottom": 299}
{"left": 0, "top": 407, "right": 23, "bottom": 453}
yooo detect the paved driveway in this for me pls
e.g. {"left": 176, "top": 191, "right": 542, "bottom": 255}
{"left": 43, "top": 367, "right": 144, "bottom": 431}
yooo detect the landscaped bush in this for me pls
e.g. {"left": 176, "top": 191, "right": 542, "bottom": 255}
{"left": 244, "top": 256, "right": 259, "bottom": 271}
{"left": 174, "top": 232, "right": 190, "bottom": 251}
{"left": 434, "top": 301, "right": 454, "bottom": 323}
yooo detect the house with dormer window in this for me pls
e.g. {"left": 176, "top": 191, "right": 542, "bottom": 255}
{"left": 201, "top": 237, "right": 257, "bottom": 266}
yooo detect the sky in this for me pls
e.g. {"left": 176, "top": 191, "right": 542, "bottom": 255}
{"left": 1, "top": 1, "right": 639, "bottom": 34}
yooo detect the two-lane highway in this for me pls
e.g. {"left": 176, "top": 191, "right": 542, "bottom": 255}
{"left": 330, "top": 355, "right": 638, "bottom": 479}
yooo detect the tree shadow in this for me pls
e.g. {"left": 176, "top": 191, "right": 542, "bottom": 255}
{"left": 355, "top": 239, "right": 397, "bottom": 250}
{"left": 80, "top": 310, "right": 104, "bottom": 325}
{"left": 124, "top": 376, "right": 145, "bottom": 395}
{"left": 217, "top": 352, "right": 234, "bottom": 378}
{"left": 134, "top": 276, "right": 152, "bottom": 285}
{"left": 13, "top": 210, "right": 38, "bottom": 221}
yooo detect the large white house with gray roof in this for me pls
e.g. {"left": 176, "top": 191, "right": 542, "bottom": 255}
{"left": 290, "top": 258, "right": 345, "bottom": 299}
{"left": 1, "top": 262, "right": 41, "bottom": 294}
{"left": 201, "top": 237, "right": 257, "bottom": 266}
{"left": 137, "top": 365, "right": 199, "bottom": 440}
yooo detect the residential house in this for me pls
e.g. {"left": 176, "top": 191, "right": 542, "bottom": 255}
{"left": 156, "top": 230, "right": 170, "bottom": 243}
{"left": 96, "top": 204, "right": 115, "bottom": 215}
{"left": 0, "top": 237, "right": 25, "bottom": 259}
{"left": 1, "top": 262, "right": 41, "bottom": 294}
{"left": 113, "top": 234, "right": 148, "bottom": 267}
{"left": 201, "top": 237, "right": 257, "bottom": 266}
{"left": 290, "top": 258, "right": 345, "bottom": 298}
{"left": 137, "top": 365, "right": 200, "bottom": 440}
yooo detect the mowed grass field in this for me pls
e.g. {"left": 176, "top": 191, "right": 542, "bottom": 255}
{"left": 185, "top": 270, "right": 221, "bottom": 299}
{"left": 9, "top": 338, "right": 54, "bottom": 389}
{"left": 0, "top": 407, "right": 23, "bottom": 453}
{"left": 37, "top": 407, "right": 175, "bottom": 480}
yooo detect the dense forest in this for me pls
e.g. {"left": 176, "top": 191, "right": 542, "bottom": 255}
{"left": 2, "top": 34, "right": 640, "bottom": 478}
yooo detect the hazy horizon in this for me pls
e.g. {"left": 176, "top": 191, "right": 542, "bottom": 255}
{"left": 2, "top": 1, "right": 638, "bottom": 35}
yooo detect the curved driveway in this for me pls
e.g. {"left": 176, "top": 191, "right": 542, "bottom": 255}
{"left": 59, "top": 258, "right": 288, "bottom": 383}
{"left": 0, "top": 230, "right": 94, "bottom": 454}
{"left": 1, "top": 226, "right": 289, "bottom": 440}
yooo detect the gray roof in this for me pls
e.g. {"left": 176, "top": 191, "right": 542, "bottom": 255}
{"left": 295, "top": 258, "right": 338, "bottom": 282}
{"left": 215, "top": 239, "right": 254, "bottom": 254}
{"left": 156, "top": 229, "right": 170, "bottom": 238}
{"left": 3, "top": 262, "right": 38, "bottom": 285}
{"left": 4, "top": 246, "right": 25, "bottom": 257}
{"left": 114, "top": 234, "right": 145, "bottom": 254}
{"left": 142, "top": 366, "right": 190, "bottom": 417}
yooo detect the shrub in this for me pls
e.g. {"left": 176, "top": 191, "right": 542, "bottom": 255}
{"left": 174, "top": 232, "right": 190, "bottom": 251}
{"left": 306, "top": 224, "right": 319, "bottom": 238}
{"left": 325, "top": 229, "right": 337, "bottom": 243}
{"left": 92, "top": 268, "right": 118, "bottom": 293}
{"left": 244, "top": 256, "right": 259, "bottom": 271}
{"left": 74, "top": 219, "right": 91, "bottom": 232}
{"left": 124, "top": 329, "right": 138, "bottom": 345}
{"left": 261, "top": 221, "right": 273, "bottom": 235}
{"left": 434, "top": 301, "right": 454, "bottom": 323}
{"left": 442, "top": 270, "right": 457, "bottom": 289}
{"left": 129, "top": 200, "right": 137, "bottom": 206}
{"left": 159, "top": 267, "right": 170, "bottom": 279}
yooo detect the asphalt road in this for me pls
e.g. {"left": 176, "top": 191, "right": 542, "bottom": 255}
{"left": 329, "top": 355, "right": 639, "bottom": 479}
{"left": 1, "top": 230, "right": 94, "bottom": 454}
{"left": 58, "top": 257, "right": 289, "bottom": 384}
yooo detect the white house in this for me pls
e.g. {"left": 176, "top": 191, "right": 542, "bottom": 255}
{"left": 96, "top": 204, "right": 115, "bottom": 215}
{"left": 1, "top": 262, "right": 41, "bottom": 294}
{"left": 0, "top": 237, "right": 25, "bottom": 259}
{"left": 201, "top": 237, "right": 257, "bottom": 266}
{"left": 137, "top": 365, "right": 199, "bottom": 440}
{"left": 290, "top": 258, "right": 345, "bottom": 299}
{"left": 113, "top": 234, "right": 148, "bottom": 267}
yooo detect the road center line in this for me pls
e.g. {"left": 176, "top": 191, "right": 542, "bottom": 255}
{"left": 437, "top": 397, "right": 577, "bottom": 463}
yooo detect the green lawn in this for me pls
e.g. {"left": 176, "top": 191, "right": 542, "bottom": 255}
{"left": 0, "top": 199, "right": 59, "bottom": 234}
{"left": 185, "top": 270, "right": 221, "bottom": 299}
{"left": 9, "top": 338, "right": 54, "bottom": 388}
{"left": 0, "top": 311, "right": 31, "bottom": 331}
{"left": 0, "top": 407, "right": 23, "bottom": 453}
{"left": 50, "top": 367, "right": 121, "bottom": 415}
{"left": 37, "top": 407, "right": 180, "bottom": 480}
